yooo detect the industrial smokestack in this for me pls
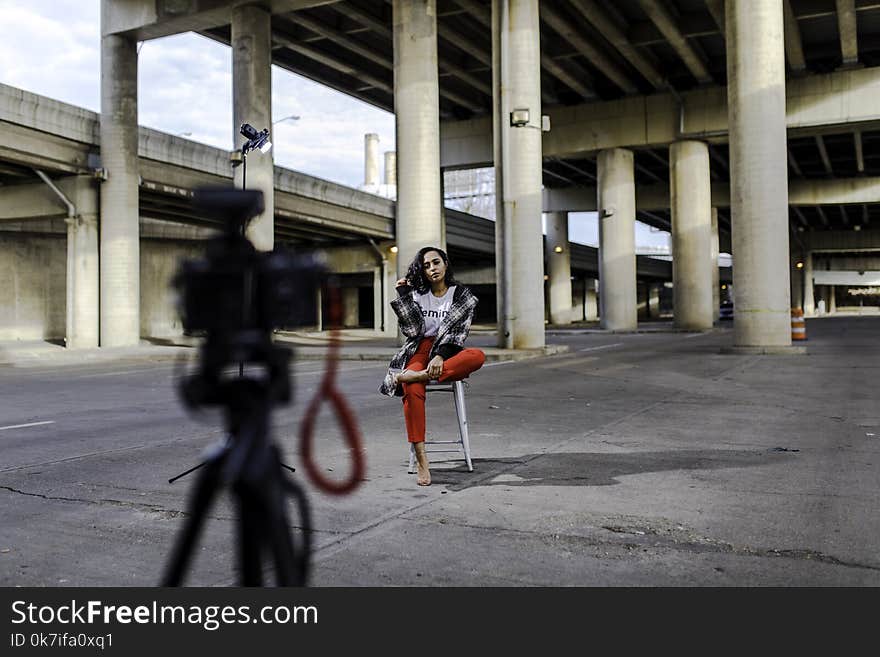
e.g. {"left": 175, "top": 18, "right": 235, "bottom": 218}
{"left": 364, "top": 133, "right": 380, "bottom": 186}
{"left": 384, "top": 151, "right": 397, "bottom": 186}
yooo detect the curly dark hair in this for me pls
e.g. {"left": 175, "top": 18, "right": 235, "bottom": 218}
{"left": 404, "top": 246, "right": 459, "bottom": 294}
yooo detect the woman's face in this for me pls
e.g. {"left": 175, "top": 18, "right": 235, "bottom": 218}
{"left": 422, "top": 250, "right": 447, "bottom": 285}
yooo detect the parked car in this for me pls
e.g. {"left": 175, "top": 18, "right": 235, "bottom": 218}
{"left": 719, "top": 300, "right": 733, "bottom": 320}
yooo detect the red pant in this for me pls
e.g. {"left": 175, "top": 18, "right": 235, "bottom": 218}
{"left": 402, "top": 337, "right": 485, "bottom": 443}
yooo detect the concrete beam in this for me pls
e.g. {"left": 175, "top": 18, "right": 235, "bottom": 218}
{"left": 543, "top": 176, "right": 880, "bottom": 212}
{"left": 836, "top": 0, "right": 860, "bottom": 65}
{"left": 807, "top": 228, "right": 880, "bottom": 251}
{"left": 783, "top": 0, "right": 807, "bottom": 74}
{"left": 636, "top": 0, "right": 712, "bottom": 84}
{"left": 569, "top": 0, "right": 665, "bottom": 90}
{"left": 101, "top": 0, "right": 337, "bottom": 40}
{"left": 440, "top": 67, "right": 880, "bottom": 166}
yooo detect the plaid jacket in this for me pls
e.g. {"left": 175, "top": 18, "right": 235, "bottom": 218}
{"left": 378, "top": 285, "right": 479, "bottom": 397}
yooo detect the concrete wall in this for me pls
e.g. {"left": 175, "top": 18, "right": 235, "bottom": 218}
{"left": 139, "top": 239, "right": 204, "bottom": 339}
{"left": 0, "top": 230, "right": 204, "bottom": 341}
{"left": 0, "top": 233, "right": 67, "bottom": 341}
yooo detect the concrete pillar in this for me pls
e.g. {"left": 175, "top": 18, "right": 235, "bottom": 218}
{"left": 342, "top": 287, "right": 359, "bottom": 327}
{"left": 585, "top": 279, "right": 599, "bottom": 321}
{"left": 232, "top": 4, "right": 274, "bottom": 252}
{"left": 647, "top": 283, "right": 661, "bottom": 319}
{"left": 597, "top": 148, "right": 637, "bottom": 331}
{"left": 384, "top": 151, "right": 397, "bottom": 186}
{"left": 571, "top": 278, "right": 585, "bottom": 321}
{"left": 393, "top": 0, "right": 443, "bottom": 269}
{"left": 670, "top": 140, "right": 713, "bottom": 330}
{"left": 726, "top": 1, "right": 792, "bottom": 346}
{"left": 99, "top": 31, "right": 140, "bottom": 347}
{"left": 803, "top": 252, "right": 815, "bottom": 315}
{"left": 829, "top": 285, "right": 837, "bottom": 313}
{"left": 492, "top": 0, "right": 544, "bottom": 348}
{"left": 66, "top": 177, "right": 100, "bottom": 348}
{"left": 711, "top": 208, "right": 720, "bottom": 322}
{"left": 546, "top": 212, "right": 572, "bottom": 325}
{"left": 365, "top": 133, "right": 380, "bottom": 186}
{"left": 790, "top": 256, "right": 803, "bottom": 311}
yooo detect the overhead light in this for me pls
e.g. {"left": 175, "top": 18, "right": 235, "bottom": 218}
{"left": 722, "top": 284, "right": 727, "bottom": 290}
{"left": 543, "top": 274, "right": 549, "bottom": 281}
{"left": 389, "top": 245, "right": 398, "bottom": 254}
{"left": 796, "top": 262, "right": 804, "bottom": 269}
{"left": 854, "top": 225, "right": 862, "bottom": 231}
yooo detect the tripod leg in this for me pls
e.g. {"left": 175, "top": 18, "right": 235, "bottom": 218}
{"left": 265, "top": 474, "right": 300, "bottom": 586}
{"left": 235, "top": 483, "right": 265, "bottom": 587}
{"left": 161, "top": 457, "right": 224, "bottom": 586}
{"left": 168, "top": 460, "right": 207, "bottom": 484}
{"left": 283, "top": 472, "right": 313, "bottom": 585}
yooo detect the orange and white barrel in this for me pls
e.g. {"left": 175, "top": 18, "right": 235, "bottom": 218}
{"left": 791, "top": 308, "right": 807, "bottom": 341}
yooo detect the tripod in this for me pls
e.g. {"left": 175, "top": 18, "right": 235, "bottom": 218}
{"left": 162, "top": 340, "right": 311, "bottom": 586}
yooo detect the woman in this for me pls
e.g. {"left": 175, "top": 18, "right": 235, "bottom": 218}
{"left": 379, "top": 246, "right": 485, "bottom": 486}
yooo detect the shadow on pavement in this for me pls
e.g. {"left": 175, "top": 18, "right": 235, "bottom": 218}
{"left": 430, "top": 449, "right": 794, "bottom": 491}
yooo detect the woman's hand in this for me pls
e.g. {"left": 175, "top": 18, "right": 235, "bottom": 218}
{"left": 396, "top": 277, "right": 409, "bottom": 288}
{"left": 427, "top": 355, "right": 444, "bottom": 379}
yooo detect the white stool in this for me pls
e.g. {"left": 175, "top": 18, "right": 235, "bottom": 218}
{"left": 408, "top": 379, "right": 474, "bottom": 473}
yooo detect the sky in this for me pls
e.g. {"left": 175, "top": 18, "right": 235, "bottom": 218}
{"left": 0, "top": 0, "right": 669, "bottom": 250}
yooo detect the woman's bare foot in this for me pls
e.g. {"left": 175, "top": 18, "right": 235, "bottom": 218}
{"left": 413, "top": 441, "right": 431, "bottom": 486}
{"left": 396, "top": 369, "right": 430, "bottom": 384}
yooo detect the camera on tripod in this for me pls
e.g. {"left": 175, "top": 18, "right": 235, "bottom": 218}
{"left": 163, "top": 187, "right": 322, "bottom": 587}
{"left": 175, "top": 187, "right": 321, "bottom": 337}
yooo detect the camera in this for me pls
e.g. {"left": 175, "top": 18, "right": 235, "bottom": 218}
{"left": 239, "top": 123, "right": 272, "bottom": 154}
{"left": 174, "top": 188, "right": 322, "bottom": 335}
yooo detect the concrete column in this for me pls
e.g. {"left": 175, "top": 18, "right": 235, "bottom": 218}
{"left": 66, "top": 177, "right": 100, "bottom": 348}
{"left": 647, "top": 283, "right": 661, "bottom": 319}
{"left": 670, "top": 140, "right": 713, "bottom": 330}
{"left": 384, "top": 151, "right": 397, "bottom": 186}
{"left": 790, "top": 256, "right": 803, "bottom": 310}
{"left": 342, "top": 287, "right": 359, "bottom": 327}
{"left": 571, "top": 278, "right": 585, "bottom": 321}
{"left": 393, "top": 0, "right": 443, "bottom": 269}
{"left": 546, "top": 212, "right": 572, "bottom": 325}
{"left": 803, "top": 252, "right": 815, "bottom": 315}
{"left": 585, "top": 279, "right": 598, "bottom": 321}
{"left": 365, "top": 133, "right": 380, "bottom": 186}
{"left": 492, "top": 0, "right": 544, "bottom": 348}
{"left": 829, "top": 285, "right": 837, "bottom": 313}
{"left": 597, "top": 148, "right": 637, "bottom": 331}
{"left": 232, "top": 4, "right": 274, "bottom": 252}
{"left": 711, "top": 208, "right": 720, "bottom": 322}
{"left": 99, "top": 31, "right": 140, "bottom": 347}
{"left": 726, "top": 1, "right": 792, "bottom": 346}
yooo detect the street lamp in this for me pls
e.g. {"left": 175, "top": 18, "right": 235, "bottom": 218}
{"left": 273, "top": 114, "right": 300, "bottom": 126}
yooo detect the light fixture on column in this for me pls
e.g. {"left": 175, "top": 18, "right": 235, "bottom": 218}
{"left": 510, "top": 108, "right": 530, "bottom": 127}
{"left": 389, "top": 245, "right": 399, "bottom": 254}
{"left": 509, "top": 109, "right": 551, "bottom": 132}
{"left": 796, "top": 262, "right": 804, "bottom": 269}
{"left": 554, "top": 245, "right": 564, "bottom": 253}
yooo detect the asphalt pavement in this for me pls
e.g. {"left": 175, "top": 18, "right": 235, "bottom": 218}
{"left": 1, "top": 317, "right": 878, "bottom": 586}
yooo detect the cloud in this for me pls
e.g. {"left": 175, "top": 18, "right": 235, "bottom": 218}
{"left": 0, "top": 0, "right": 394, "bottom": 189}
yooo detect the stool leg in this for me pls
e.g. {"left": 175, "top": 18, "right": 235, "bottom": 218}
{"left": 408, "top": 442, "right": 416, "bottom": 474}
{"left": 453, "top": 381, "right": 473, "bottom": 472}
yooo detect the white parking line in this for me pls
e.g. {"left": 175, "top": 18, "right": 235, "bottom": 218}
{"left": 0, "top": 421, "right": 55, "bottom": 432}
{"left": 484, "top": 360, "right": 518, "bottom": 368}
{"left": 578, "top": 343, "right": 623, "bottom": 352}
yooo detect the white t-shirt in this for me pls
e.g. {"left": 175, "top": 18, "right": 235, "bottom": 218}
{"left": 416, "top": 286, "right": 456, "bottom": 337}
